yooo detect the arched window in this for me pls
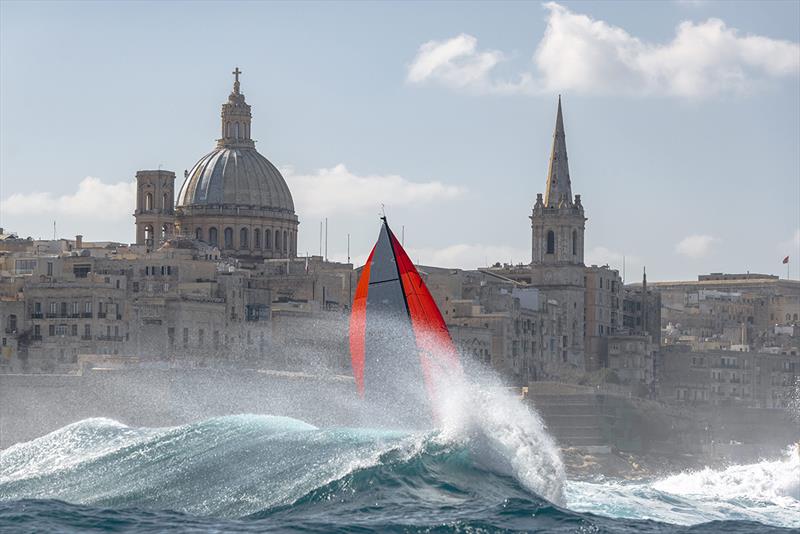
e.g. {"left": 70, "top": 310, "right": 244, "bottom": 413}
{"left": 283, "top": 231, "right": 288, "bottom": 254}
{"left": 161, "top": 224, "right": 169, "bottom": 241}
{"left": 275, "top": 230, "right": 281, "bottom": 251}
{"left": 144, "top": 225, "right": 154, "bottom": 246}
{"left": 787, "top": 314, "right": 792, "bottom": 322}
{"left": 546, "top": 230, "right": 555, "bottom": 255}
{"left": 195, "top": 228, "right": 203, "bottom": 241}
{"left": 254, "top": 229, "right": 261, "bottom": 249}
{"left": 226, "top": 122, "right": 231, "bottom": 137}
{"left": 265, "top": 229, "right": 272, "bottom": 249}
{"left": 163, "top": 193, "right": 170, "bottom": 211}
{"left": 234, "top": 122, "right": 240, "bottom": 139}
{"left": 224, "top": 227, "right": 233, "bottom": 249}
{"left": 144, "top": 192, "right": 153, "bottom": 211}
{"left": 240, "top": 227, "right": 249, "bottom": 249}
{"left": 572, "top": 230, "right": 577, "bottom": 255}
{"left": 208, "top": 227, "right": 218, "bottom": 246}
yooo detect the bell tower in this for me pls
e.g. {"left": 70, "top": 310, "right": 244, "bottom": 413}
{"left": 134, "top": 170, "right": 176, "bottom": 250}
{"left": 530, "top": 96, "right": 587, "bottom": 369}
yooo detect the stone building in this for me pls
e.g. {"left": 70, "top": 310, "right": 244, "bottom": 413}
{"left": 658, "top": 346, "right": 799, "bottom": 409}
{"left": 622, "top": 268, "right": 662, "bottom": 344}
{"left": 584, "top": 264, "right": 622, "bottom": 370}
{"left": 423, "top": 267, "right": 574, "bottom": 384}
{"left": 651, "top": 273, "right": 799, "bottom": 351}
{"left": 529, "top": 97, "right": 586, "bottom": 369}
{"left": 134, "top": 170, "right": 176, "bottom": 250}
{"left": 134, "top": 69, "right": 299, "bottom": 259}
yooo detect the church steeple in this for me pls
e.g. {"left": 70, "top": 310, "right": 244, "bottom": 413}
{"left": 543, "top": 95, "right": 572, "bottom": 208}
{"left": 218, "top": 67, "right": 255, "bottom": 149}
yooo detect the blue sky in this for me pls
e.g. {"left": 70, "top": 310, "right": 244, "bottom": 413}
{"left": 1, "top": 0, "right": 798, "bottom": 281}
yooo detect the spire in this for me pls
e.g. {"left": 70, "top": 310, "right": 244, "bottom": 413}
{"left": 543, "top": 95, "right": 572, "bottom": 208}
{"left": 218, "top": 67, "right": 254, "bottom": 149}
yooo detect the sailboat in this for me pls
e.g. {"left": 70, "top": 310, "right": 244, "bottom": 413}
{"left": 349, "top": 217, "right": 460, "bottom": 418}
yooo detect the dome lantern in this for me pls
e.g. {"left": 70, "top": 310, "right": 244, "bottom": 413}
{"left": 218, "top": 67, "right": 255, "bottom": 149}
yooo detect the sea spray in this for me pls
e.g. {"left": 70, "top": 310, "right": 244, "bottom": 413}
{"left": 432, "top": 361, "right": 566, "bottom": 505}
{"left": 566, "top": 445, "right": 800, "bottom": 528}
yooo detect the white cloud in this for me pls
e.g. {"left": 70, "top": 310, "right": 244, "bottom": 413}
{"left": 675, "top": 234, "right": 716, "bottom": 258}
{"left": 0, "top": 176, "right": 136, "bottom": 220}
{"left": 778, "top": 228, "right": 800, "bottom": 254}
{"left": 405, "top": 243, "right": 531, "bottom": 270}
{"left": 407, "top": 2, "right": 800, "bottom": 98}
{"left": 407, "top": 34, "right": 533, "bottom": 94}
{"left": 284, "top": 163, "right": 464, "bottom": 217}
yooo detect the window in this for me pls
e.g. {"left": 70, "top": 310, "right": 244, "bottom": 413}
{"left": 163, "top": 193, "right": 170, "bottom": 211}
{"left": 144, "top": 192, "right": 153, "bottom": 211}
{"left": 240, "top": 228, "right": 249, "bottom": 249}
{"left": 572, "top": 230, "right": 577, "bottom": 255}
{"left": 47, "top": 262, "right": 53, "bottom": 276}
{"left": 71, "top": 324, "right": 78, "bottom": 336}
{"left": 209, "top": 227, "right": 218, "bottom": 246}
{"left": 198, "top": 329, "right": 204, "bottom": 346}
{"left": 283, "top": 231, "right": 288, "bottom": 253}
{"left": 49, "top": 302, "right": 58, "bottom": 315}
{"left": 183, "top": 327, "right": 189, "bottom": 347}
{"left": 265, "top": 229, "right": 272, "bottom": 249}
{"left": 49, "top": 324, "right": 55, "bottom": 336}
{"left": 546, "top": 230, "right": 555, "bottom": 254}
{"left": 144, "top": 225, "right": 154, "bottom": 246}
{"left": 196, "top": 228, "right": 203, "bottom": 241}
{"left": 254, "top": 229, "right": 261, "bottom": 249}
{"left": 168, "top": 327, "right": 175, "bottom": 347}
{"left": 275, "top": 230, "right": 281, "bottom": 251}
{"left": 224, "top": 227, "right": 233, "bottom": 249}
{"left": 71, "top": 302, "right": 79, "bottom": 315}
{"left": 55, "top": 324, "right": 67, "bottom": 336}
{"left": 84, "top": 324, "right": 91, "bottom": 338}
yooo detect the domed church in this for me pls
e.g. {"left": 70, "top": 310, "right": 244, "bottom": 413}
{"left": 134, "top": 68, "right": 299, "bottom": 259}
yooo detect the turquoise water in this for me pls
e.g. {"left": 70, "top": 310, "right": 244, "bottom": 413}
{"left": 1, "top": 414, "right": 797, "bottom": 533}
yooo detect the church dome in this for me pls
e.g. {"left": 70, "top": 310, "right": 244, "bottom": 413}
{"left": 173, "top": 68, "right": 299, "bottom": 259}
{"left": 176, "top": 67, "right": 296, "bottom": 218}
{"left": 177, "top": 147, "right": 295, "bottom": 214}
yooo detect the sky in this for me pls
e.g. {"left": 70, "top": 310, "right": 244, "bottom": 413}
{"left": 1, "top": 0, "right": 798, "bottom": 282}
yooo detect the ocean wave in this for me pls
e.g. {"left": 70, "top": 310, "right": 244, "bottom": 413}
{"left": 566, "top": 445, "right": 800, "bottom": 529}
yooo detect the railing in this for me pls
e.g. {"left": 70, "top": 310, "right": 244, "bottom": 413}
{"left": 81, "top": 335, "right": 92, "bottom": 340}
{"left": 96, "top": 335, "right": 124, "bottom": 342}
{"left": 97, "top": 312, "right": 107, "bottom": 319}
{"left": 31, "top": 312, "right": 43, "bottom": 319}
{"left": 82, "top": 312, "right": 93, "bottom": 318}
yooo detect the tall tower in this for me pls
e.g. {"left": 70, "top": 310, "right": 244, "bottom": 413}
{"left": 134, "top": 170, "right": 176, "bottom": 250}
{"left": 530, "top": 97, "right": 587, "bottom": 369}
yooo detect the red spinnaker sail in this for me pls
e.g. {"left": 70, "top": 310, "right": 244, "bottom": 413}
{"left": 349, "top": 218, "right": 460, "bottom": 402}
{"left": 349, "top": 247, "right": 374, "bottom": 397}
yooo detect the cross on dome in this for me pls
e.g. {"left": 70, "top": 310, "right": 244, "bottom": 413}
{"left": 232, "top": 67, "right": 242, "bottom": 94}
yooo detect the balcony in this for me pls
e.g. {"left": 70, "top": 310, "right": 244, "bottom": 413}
{"left": 81, "top": 335, "right": 92, "bottom": 340}
{"left": 31, "top": 312, "right": 43, "bottom": 319}
{"left": 4, "top": 328, "right": 17, "bottom": 334}
{"left": 30, "top": 335, "right": 42, "bottom": 341}
{"left": 81, "top": 312, "right": 93, "bottom": 318}
{"left": 96, "top": 335, "right": 124, "bottom": 342}
{"left": 97, "top": 312, "right": 107, "bottom": 319}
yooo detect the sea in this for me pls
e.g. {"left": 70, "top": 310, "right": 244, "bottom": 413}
{"left": 1, "top": 378, "right": 798, "bottom": 533}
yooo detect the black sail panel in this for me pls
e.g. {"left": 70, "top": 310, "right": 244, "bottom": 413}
{"left": 362, "top": 221, "right": 428, "bottom": 425}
